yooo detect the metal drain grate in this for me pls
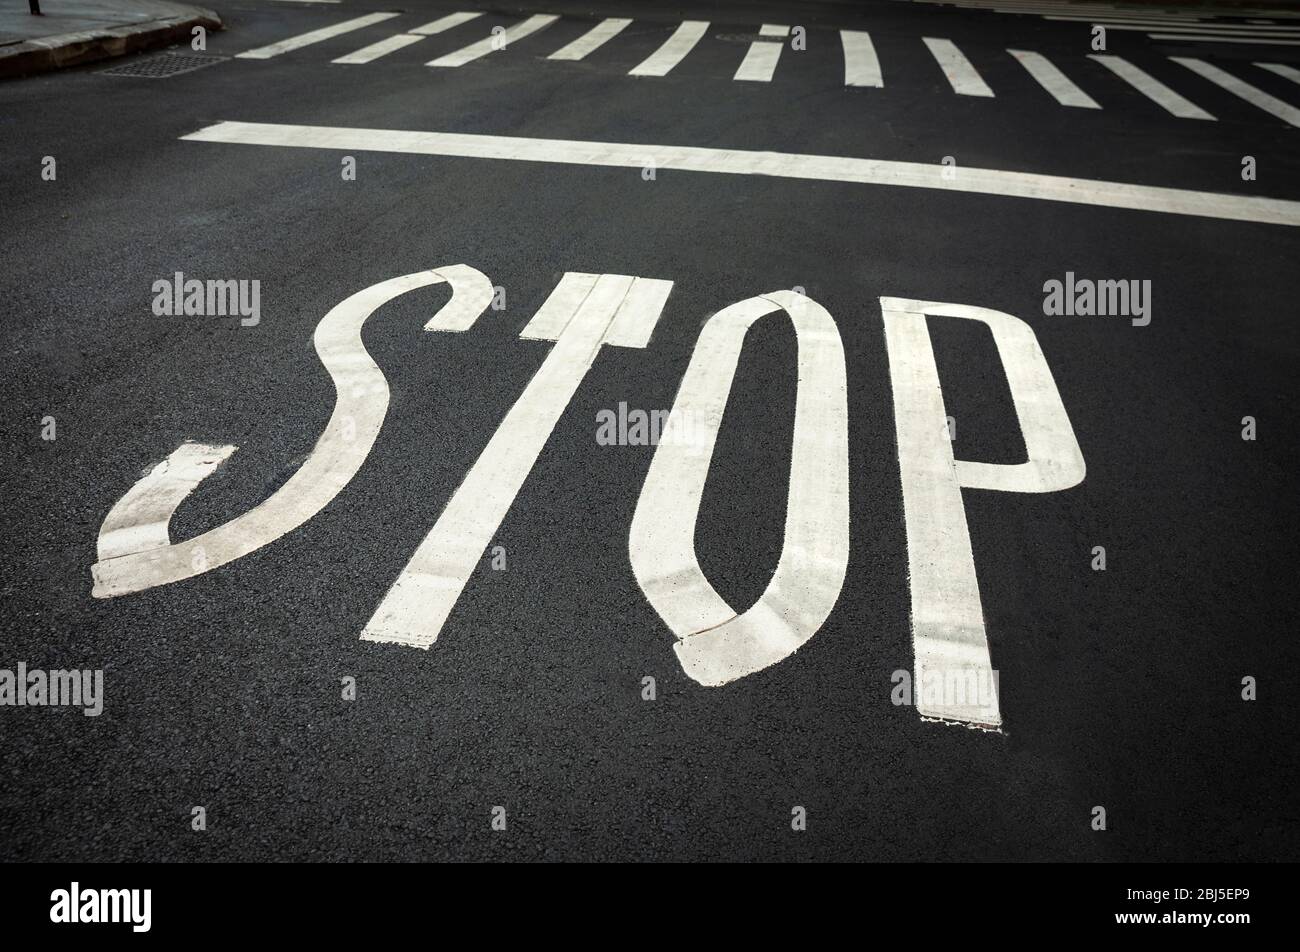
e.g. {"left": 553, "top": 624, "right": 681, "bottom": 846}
{"left": 100, "top": 51, "right": 227, "bottom": 78}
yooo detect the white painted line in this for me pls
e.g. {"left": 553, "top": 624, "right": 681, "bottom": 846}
{"left": 734, "top": 38, "right": 782, "bottom": 82}
{"left": 424, "top": 263, "right": 498, "bottom": 331}
{"left": 923, "top": 37, "right": 995, "bottom": 97}
{"left": 841, "top": 30, "right": 883, "bottom": 87}
{"left": 629, "top": 291, "right": 849, "bottom": 687}
{"left": 332, "top": 33, "right": 426, "bottom": 65}
{"left": 977, "top": 0, "right": 1206, "bottom": 12}
{"left": 1088, "top": 55, "right": 1215, "bottom": 120}
{"left": 411, "top": 11, "right": 484, "bottom": 36}
{"left": 1152, "top": 34, "right": 1300, "bottom": 46}
{"left": 236, "top": 13, "right": 401, "bottom": 59}
{"left": 974, "top": 0, "right": 1205, "bottom": 8}
{"left": 980, "top": 0, "right": 1300, "bottom": 19}
{"left": 1173, "top": 56, "right": 1300, "bottom": 126}
{"left": 882, "top": 298, "right": 1085, "bottom": 728}
{"left": 180, "top": 121, "right": 1300, "bottom": 227}
{"left": 548, "top": 17, "right": 632, "bottom": 60}
{"left": 987, "top": 2, "right": 1207, "bottom": 14}
{"left": 91, "top": 266, "right": 495, "bottom": 598}
{"left": 428, "top": 13, "right": 559, "bottom": 67}
{"left": 1009, "top": 49, "right": 1100, "bottom": 108}
{"left": 96, "top": 443, "right": 235, "bottom": 561}
{"left": 1001, "top": 8, "right": 1207, "bottom": 20}
{"left": 1043, "top": 16, "right": 1299, "bottom": 32}
{"left": 882, "top": 304, "right": 997, "bottom": 727}
{"left": 605, "top": 277, "right": 674, "bottom": 348}
{"left": 1080, "top": 23, "right": 1300, "bottom": 36}
{"left": 885, "top": 298, "right": 1087, "bottom": 494}
{"left": 521, "top": 271, "right": 599, "bottom": 340}
{"left": 759, "top": 23, "right": 791, "bottom": 37}
{"left": 629, "top": 20, "right": 709, "bottom": 76}
{"left": 1257, "top": 61, "right": 1300, "bottom": 85}
{"left": 363, "top": 271, "right": 670, "bottom": 648}
{"left": 1011, "top": 11, "right": 1207, "bottom": 21}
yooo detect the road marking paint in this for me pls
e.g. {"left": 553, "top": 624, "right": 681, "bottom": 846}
{"left": 181, "top": 121, "right": 1300, "bottom": 226}
{"left": 840, "top": 30, "right": 883, "bottom": 87}
{"left": 548, "top": 17, "right": 632, "bottom": 60}
{"left": 1012, "top": 12, "right": 1206, "bottom": 21}
{"left": 1257, "top": 61, "right": 1300, "bottom": 85}
{"left": 923, "top": 37, "right": 995, "bottom": 97}
{"left": 96, "top": 443, "right": 235, "bottom": 561}
{"left": 606, "top": 277, "right": 675, "bottom": 348}
{"left": 881, "top": 298, "right": 1086, "bottom": 728}
{"left": 1088, "top": 55, "right": 1215, "bottom": 120}
{"left": 521, "top": 271, "right": 601, "bottom": 340}
{"left": 629, "top": 291, "right": 849, "bottom": 687}
{"left": 424, "top": 263, "right": 498, "bottom": 331}
{"left": 734, "top": 34, "right": 784, "bottom": 82}
{"left": 1172, "top": 56, "right": 1300, "bottom": 126}
{"left": 411, "top": 11, "right": 484, "bottom": 36}
{"left": 362, "top": 272, "right": 672, "bottom": 648}
{"left": 970, "top": 0, "right": 1238, "bottom": 12}
{"left": 985, "top": 1, "right": 1215, "bottom": 15}
{"left": 236, "top": 13, "right": 401, "bottom": 59}
{"left": 1083, "top": 23, "right": 1300, "bottom": 37}
{"left": 91, "top": 266, "right": 495, "bottom": 598}
{"left": 1042, "top": 16, "right": 1300, "bottom": 31}
{"left": 336, "top": 12, "right": 485, "bottom": 62}
{"left": 1009, "top": 49, "right": 1100, "bottom": 108}
{"left": 760, "top": 23, "right": 791, "bottom": 37}
{"left": 629, "top": 20, "right": 709, "bottom": 76}
{"left": 428, "top": 13, "right": 559, "bottom": 67}
{"left": 970, "top": 0, "right": 1208, "bottom": 12}
{"left": 1152, "top": 34, "right": 1300, "bottom": 46}
{"left": 332, "top": 33, "right": 426, "bottom": 65}
{"left": 1002, "top": 9, "right": 1208, "bottom": 20}
{"left": 963, "top": 0, "right": 1204, "bottom": 8}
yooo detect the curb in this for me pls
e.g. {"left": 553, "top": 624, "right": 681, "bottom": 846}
{"left": 0, "top": 5, "right": 222, "bottom": 80}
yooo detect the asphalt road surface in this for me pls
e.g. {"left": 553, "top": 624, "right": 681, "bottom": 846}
{"left": 2, "top": 0, "right": 1298, "bottom": 862}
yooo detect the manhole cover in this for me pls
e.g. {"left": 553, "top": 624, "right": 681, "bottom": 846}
{"left": 100, "top": 52, "right": 227, "bottom": 78}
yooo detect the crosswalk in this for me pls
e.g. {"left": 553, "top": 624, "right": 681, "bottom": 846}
{"left": 924, "top": 36, "right": 994, "bottom": 97}
{"left": 429, "top": 13, "right": 558, "bottom": 67}
{"left": 841, "top": 30, "right": 884, "bottom": 87}
{"left": 332, "top": 11, "right": 483, "bottom": 65}
{"left": 1173, "top": 55, "right": 1300, "bottom": 127}
{"left": 904, "top": 0, "right": 1300, "bottom": 47}
{"left": 629, "top": 20, "right": 709, "bottom": 76}
{"left": 235, "top": 12, "right": 400, "bottom": 60}
{"left": 548, "top": 17, "right": 631, "bottom": 61}
{"left": 1010, "top": 49, "right": 1099, "bottom": 108}
{"left": 1088, "top": 54, "right": 1213, "bottom": 120}
{"left": 734, "top": 24, "right": 790, "bottom": 82}
{"left": 234, "top": 10, "right": 1300, "bottom": 127}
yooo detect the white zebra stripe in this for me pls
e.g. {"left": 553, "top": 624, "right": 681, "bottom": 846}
{"left": 1009, "top": 50, "right": 1099, "bottom": 108}
{"left": 629, "top": 21, "right": 709, "bottom": 76}
{"left": 548, "top": 17, "right": 633, "bottom": 61}
{"left": 1088, "top": 55, "right": 1215, "bottom": 120}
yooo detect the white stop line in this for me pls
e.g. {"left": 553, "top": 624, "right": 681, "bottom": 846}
{"left": 181, "top": 121, "right": 1300, "bottom": 226}
{"left": 91, "top": 267, "right": 1085, "bottom": 729}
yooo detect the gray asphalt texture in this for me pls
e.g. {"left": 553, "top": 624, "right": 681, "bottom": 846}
{"left": 1, "top": 0, "right": 1298, "bottom": 861}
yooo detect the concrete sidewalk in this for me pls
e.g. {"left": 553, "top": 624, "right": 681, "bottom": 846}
{"left": 0, "top": 0, "right": 221, "bottom": 79}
